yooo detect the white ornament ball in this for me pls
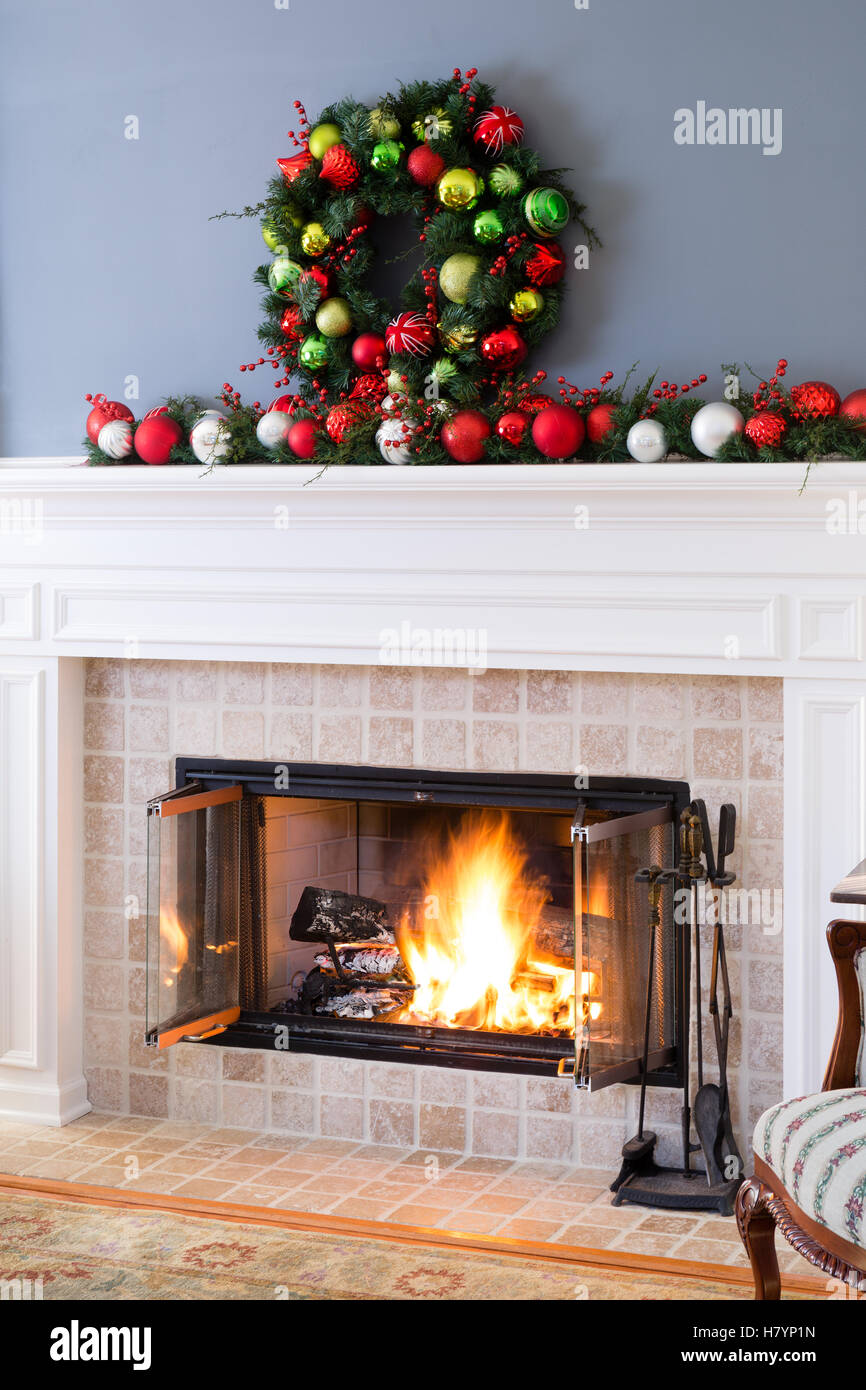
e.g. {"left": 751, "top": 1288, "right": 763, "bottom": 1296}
{"left": 190, "top": 411, "right": 231, "bottom": 464}
{"left": 255, "top": 410, "right": 292, "bottom": 451}
{"left": 97, "top": 418, "right": 134, "bottom": 460}
{"left": 626, "top": 418, "right": 667, "bottom": 462}
{"left": 690, "top": 401, "right": 745, "bottom": 458}
{"left": 376, "top": 415, "right": 418, "bottom": 465}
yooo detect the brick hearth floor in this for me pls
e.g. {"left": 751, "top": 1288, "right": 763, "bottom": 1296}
{"left": 0, "top": 1112, "right": 817, "bottom": 1278}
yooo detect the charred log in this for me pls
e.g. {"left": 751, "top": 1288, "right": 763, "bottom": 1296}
{"left": 290, "top": 886, "right": 393, "bottom": 944}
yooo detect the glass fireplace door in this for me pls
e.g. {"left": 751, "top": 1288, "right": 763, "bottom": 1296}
{"left": 573, "top": 804, "right": 676, "bottom": 1090}
{"left": 145, "top": 783, "right": 243, "bottom": 1049}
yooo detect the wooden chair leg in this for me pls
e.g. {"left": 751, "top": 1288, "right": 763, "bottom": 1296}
{"left": 736, "top": 1176, "right": 781, "bottom": 1300}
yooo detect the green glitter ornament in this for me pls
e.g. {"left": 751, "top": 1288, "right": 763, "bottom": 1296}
{"left": 489, "top": 163, "right": 524, "bottom": 198}
{"left": 299, "top": 334, "right": 329, "bottom": 371}
{"left": 473, "top": 209, "right": 505, "bottom": 244}
{"left": 368, "top": 107, "right": 401, "bottom": 140}
{"left": 371, "top": 139, "right": 404, "bottom": 171}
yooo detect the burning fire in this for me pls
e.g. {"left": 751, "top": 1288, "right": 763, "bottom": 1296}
{"left": 159, "top": 908, "right": 188, "bottom": 989}
{"left": 394, "top": 812, "right": 596, "bottom": 1036}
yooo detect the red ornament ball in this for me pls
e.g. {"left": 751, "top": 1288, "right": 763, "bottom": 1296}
{"left": 840, "top": 389, "right": 866, "bottom": 431}
{"left": 586, "top": 401, "right": 617, "bottom": 444}
{"left": 133, "top": 413, "right": 182, "bottom": 466}
{"left": 524, "top": 242, "right": 566, "bottom": 287}
{"left": 531, "top": 403, "right": 585, "bottom": 460}
{"left": 268, "top": 394, "right": 294, "bottom": 413}
{"left": 287, "top": 418, "right": 320, "bottom": 459}
{"left": 407, "top": 144, "right": 447, "bottom": 188}
{"left": 352, "top": 332, "right": 388, "bottom": 370}
{"left": 350, "top": 204, "right": 375, "bottom": 231}
{"left": 298, "top": 266, "right": 330, "bottom": 302}
{"left": 480, "top": 325, "right": 527, "bottom": 373}
{"left": 385, "top": 312, "right": 436, "bottom": 358}
{"left": 790, "top": 380, "right": 841, "bottom": 421}
{"left": 520, "top": 392, "right": 555, "bottom": 415}
{"left": 441, "top": 410, "right": 491, "bottom": 463}
{"left": 325, "top": 400, "right": 374, "bottom": 444}
{"left": 143, "top": 405, "right": 169, "bottom": 419}
{"left": 85, "top": 396, "right": 134, "bottom": 445}
{"left": 350, "top": 373, "right": 387, "bottom": 403}
{"left": 496, "top": 411, "right": 530, "bottom": 447}
{"left": 744, "top": 410, "right": 787, "bottom": 451}
{"left": 280, "top": 305, "right": 305, "bottom": 339}
{"left": 472, "top": 106, "right": 525, "bottom": 156}
{"left": 319, "top": 143, "right": 360, "bottom": 190}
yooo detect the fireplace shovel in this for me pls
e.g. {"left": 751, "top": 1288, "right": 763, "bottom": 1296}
{"left": 692, "top": 802, "right": 743, "bottom": 1186}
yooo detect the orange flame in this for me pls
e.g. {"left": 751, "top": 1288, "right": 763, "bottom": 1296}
{"left": 159, "top": 908, "right": 188, "bottom": 989}
{"left": 394, "top": 812, "right": 587, "bottom": 1035}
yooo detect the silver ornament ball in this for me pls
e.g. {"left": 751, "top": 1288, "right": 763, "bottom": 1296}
{"left": 690, "top": 401, "right": 745, "bottom": 458}
{"left": 626, "top": 418, "right": 667, "bottom": 462}
{"left": 255, "top": 410, "right": 292, "bottom": 451}
{"left": 376, "top": 415, "right": 418, "bottom": 465}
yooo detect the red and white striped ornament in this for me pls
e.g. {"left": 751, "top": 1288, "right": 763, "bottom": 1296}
{"left": 472, "top": 106, "right": 524, "bottom": 156}
{"left": 385, "top": 311, "right": 436, "bottom": 358}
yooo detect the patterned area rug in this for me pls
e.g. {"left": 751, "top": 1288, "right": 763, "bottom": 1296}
{"left": 0, "top": 1191, "right": 774, "bottom": 1300}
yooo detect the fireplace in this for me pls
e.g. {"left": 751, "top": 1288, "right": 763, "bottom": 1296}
{"left": 146, "top": 759, "right": 690, "bottom": 1092}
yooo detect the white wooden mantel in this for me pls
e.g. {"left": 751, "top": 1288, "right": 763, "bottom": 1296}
{"left": 1, "top": 459, "right": 864, "bottom": 1124}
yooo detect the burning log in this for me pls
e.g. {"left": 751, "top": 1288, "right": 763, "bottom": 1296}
{"left": 290, "top": 886, "right": 394, "bottom": 944}
{"left": 313, "top": 942, "right": 410, "bottom": 984}
{"left": 533, "top": 903, "right": 574, "bottom": 962}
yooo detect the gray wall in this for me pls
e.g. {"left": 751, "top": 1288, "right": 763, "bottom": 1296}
{"left": 2, "top": 0, "right": 865, "bottom": 456}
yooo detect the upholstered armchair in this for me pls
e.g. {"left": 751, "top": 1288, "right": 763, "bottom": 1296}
{"left": 736, "top": 904, "right": 866, "bottom": 1299}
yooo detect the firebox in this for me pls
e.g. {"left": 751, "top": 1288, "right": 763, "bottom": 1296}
{"left": 145, "top": 760, "right": 690, "bottom": 1090}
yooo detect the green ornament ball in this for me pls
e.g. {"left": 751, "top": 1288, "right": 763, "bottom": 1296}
{"left": 267, "top": 255, "right": 303, "bottom": 296}
{"left": 386, "top": 370, "right": 407, "bottom": 397}
{"left": 315, "top": 296, "right": 353, "bottom": 338}
{"left": 440, "top": 252, "right": 481, "bottom": 305}
{"left": 262, "top": 219, "right": 283, "bottom": 253}
{"left": 489, "top": 163, "right": 524, "bottom": 198}
{"left": 368, "top": 107, "right": 401, "bottom": 140}
{"left": 430, "top": 357, "right": 458, "bottom": 386}
{"left": 308, "top": 123, "right": 341, "bottom": 160}
{"left": 473, "top": 209, "right": 505, "bottom": 244}
{"left": 371, "top": 139, "right": 404, "bottom": 171}
{"left": 299, "top": 334, "right": 329, "bottom": 371}
{"left": 522, "top": 186, "right": 570, "bottom": 238}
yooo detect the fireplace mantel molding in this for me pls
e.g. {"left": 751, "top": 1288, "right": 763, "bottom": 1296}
{"left": 1, "top": 460, "right": 865, "bottom": 1124}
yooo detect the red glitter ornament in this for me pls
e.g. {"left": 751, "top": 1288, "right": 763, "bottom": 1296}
{"left": 472, "top": 106, "right": 525, "bottom": 155}
{"left": 524, "top": 242, "right": 566, "bottom": 287}
{"left": 407, "top": 144, "right": 447, "bottom": 187}
{"left": 350, "top": 373, "right": 388, "bottom": 403}
{"left": 352, "top": 332, "right": 388, "bottom": 370}
{"left": 496, "top": 410, "right": 530, "bottom": 446}
{"left": 441, "top": 409, "right": 491, "bottom": 463}
{"left": 531, "top": 403, "right": 585, "bottom": 459}
{"left": 744, "top": 411, "right": 787, "bottom": 451}
{"left": 85, "top": 396, "right": 134, "bottom": 445}
{"left": 133, "top": 413, "right": 182, "bottom": 465}
{"left": 840, "top": 389, "right": 866, "bottom": 431}
{"left": 325, "top": 400, "right": 375, "bottom": 444}
{"left": 790, "top": 380, "right": 841, "bottom": 421}
{"left": 287, "top": 417, "right": 320, "bottom": 459}
{"left": 280, "top": 305, "right": 305, "bottom": 339}
{"left": 385, "top": 312, "right": 436, "bottom": 358}
{"left": 586, "top": 401, "right": 617, "bottom": 444}
{"left": 277, "top": 149, "right": 314, "bottom": 185}
{"left": 319, "top": 143, "right": 360, "bottom": 190}
{"left": 480, "top": 325, "right": 527, "bottom": 373}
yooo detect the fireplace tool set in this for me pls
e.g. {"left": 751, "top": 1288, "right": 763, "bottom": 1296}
{"left": 611, "top": 799, "right": 744, "bottom": 1215}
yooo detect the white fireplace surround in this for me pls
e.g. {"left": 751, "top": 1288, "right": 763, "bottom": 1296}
{"left": 1, "top": 458, "right": 864, "bottom": 1126}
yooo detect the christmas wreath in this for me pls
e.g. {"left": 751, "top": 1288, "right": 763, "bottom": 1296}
{"left": 83, "top": 69, "right": 866, "bottom": 469}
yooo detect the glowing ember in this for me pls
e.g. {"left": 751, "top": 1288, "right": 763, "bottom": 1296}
{"left": 159, "top": 908, "right": 188, "bottom": 989}
{"left": 394, "top": 811, "right": 585, "bottom": 1035}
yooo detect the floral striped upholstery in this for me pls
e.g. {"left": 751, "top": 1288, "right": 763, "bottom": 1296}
{"left": 856, "top": 947, "right": 866, "bottom": 1086}
{"left": 754, "top": 1089, "right": 866, "bottom": 1250}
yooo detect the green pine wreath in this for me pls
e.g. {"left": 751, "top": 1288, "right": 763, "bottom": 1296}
{"left": 245, "top": 70, "right": 596, "bottom": 457}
